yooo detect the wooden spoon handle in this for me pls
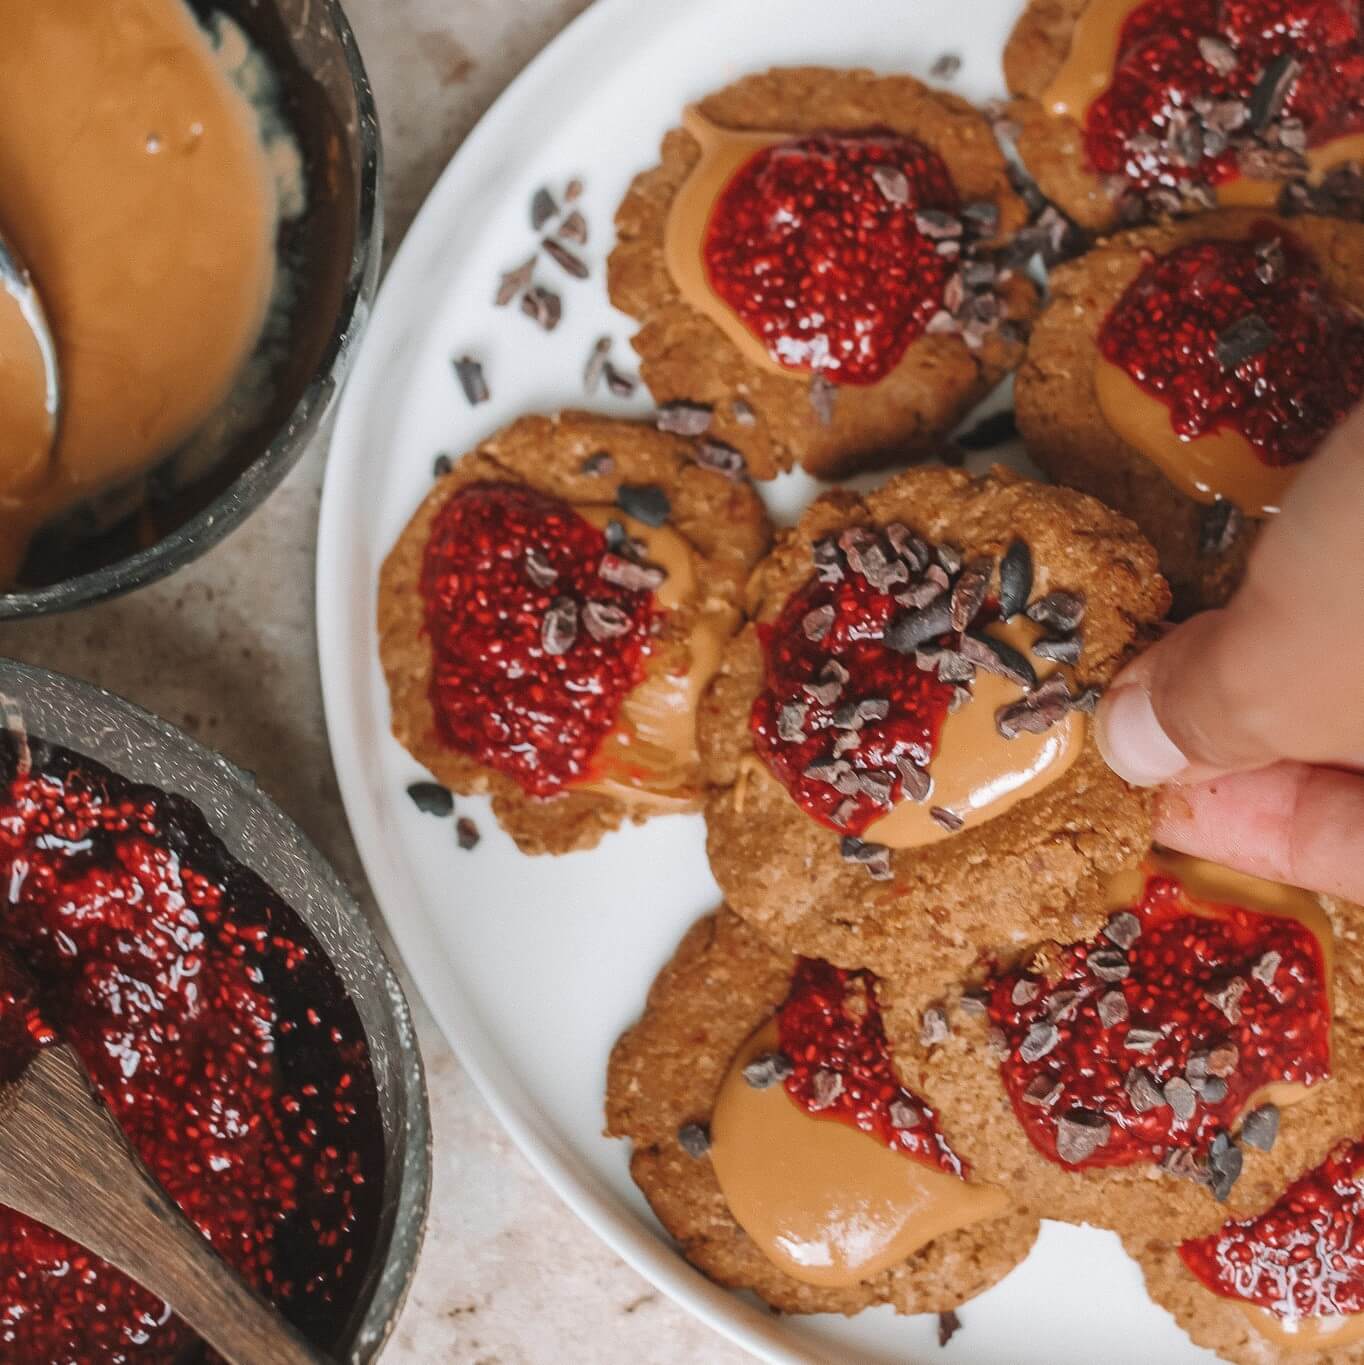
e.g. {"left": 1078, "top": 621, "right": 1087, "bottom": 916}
{"left": 0, "top": 1044, "right": 329, "bottom": 1365}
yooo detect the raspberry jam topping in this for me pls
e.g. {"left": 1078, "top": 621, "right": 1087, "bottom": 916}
{"left": 778, "top": 958, "right": 963, "bottom": 1176}
{"left": 0, "top": 737, "right": 383, "bottom": 1363}
{"left": 989, "top": 865, "right": 1329, "bottom": 1172}
{"left": 749, "top": 536, "right": 957, "bottom": 838}
{"left": 702, "top": 132, "right": 959, "bottom": 385}
{"left": 420, "top": 481, "right": 659, "bottom": 798}
{"left": 1180, "top": 1139, "right": 1364, "bottom": 1321}
{"left": 1099, "top": 228, "right": 1364, "bottom": 467}
{"left": 1084, "top": 0, "right": 1364, "bottom": 194}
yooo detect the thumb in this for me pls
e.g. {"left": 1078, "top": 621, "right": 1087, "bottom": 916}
{"left": 1096, "top": 406, "right": 1364, "bottom": 787}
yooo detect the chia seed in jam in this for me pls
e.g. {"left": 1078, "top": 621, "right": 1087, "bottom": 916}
{"left": 703, "top": 132, "right": 960, "bottom": 385}
{"left": 0, "top": 734, "right": 385, "bottom": 1363}
{"left": 1180, "top": 1139, "right": 1364, "bottom": 1323}
{"left": 778, "top": 958, "right": 963, "bottom": 1177}
{"left": 1098, "top": 227, "right": 1364, "bottom": 467}
{"left": 419, "top": 482, "right": 659, "bottom": 798}
{"left": 989, "top": 866, "right": 1330, "bottom": 1171}
{"left": 1084, "top": 0, "right": 1364, "bottom": 194}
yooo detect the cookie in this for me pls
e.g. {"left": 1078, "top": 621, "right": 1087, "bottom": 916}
{"left": 902, "top": 853, "right": 1364, "bottom": 1244}
{"left": 699, "top": 463, "right": 1168, "bottom": 1008}
{"left": 379, "top": 411, "right": 770, "bottom": 855}
{"left": 608, "top": 67, "right": 1038, "bottom": 480}
{"left": 605, "top": 908, "right": 1039, "bottom": 1316}
{"left": 1016, "top": 211, "right": 1364, "bottom": 616}
{"left": 1004, "top": 0, "right": 1364, "bottom": 233}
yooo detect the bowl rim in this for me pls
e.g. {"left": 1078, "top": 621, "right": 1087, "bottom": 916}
{"left": 0, "top": 655, "right": 432, "bottom": 1361}
{"left": 0, "top": 0, "right": 383, "bottom": 623}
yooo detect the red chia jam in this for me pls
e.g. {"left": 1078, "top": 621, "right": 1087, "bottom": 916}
{"left": 420, "top": 481, "right": 659, "bottom": 798}
{"left": 1085, "top": 0, "right": 1364, "bottom": 192}
{"left": 1180, "top": 1139, "right": 1364, "bottom": 1320}
{"left": 778, "top": 957, "right": 963, "bottom": 1177}
{"left": 0, "top": 734, "right": 385, "bottom": 1364}
{"left": 1098, "top": 227, "right": 1364, "bottom": 466}
{"left": 702, "top": 132, "right": 960, "bottom": 385}
{"left": 749, "top": 543, "right": 956, "bottom": 837}
{"left": 989, "top": 869, "right": 1330, "bottom": 1171}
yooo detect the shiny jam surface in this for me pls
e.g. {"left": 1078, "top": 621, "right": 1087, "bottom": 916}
{"left": 1098, "top": 228, "right": 1364, "bottom": 467}
{"left": 778, "top": 958, "right": 963, "bottom": 1176}
{"left": 990, "top": 871, "right": 1330, "bottom": 1169}
{"left": 1181, "top": 1139, "right": 1364, "bottom": 1320}
{"left": 420, "top": 481, "right": 658, "bottom": 798}
{"left": 702, "top": 132, "right": 959, "bottom": 385}
{"left": 750, "top": 555, "right": 956, "bottom": 836}
{"left": 0, "top": 737, "right": 384, "bottom": 1363}
{"left": 1085, "top": 0, "right": 1364, "bottom": 190}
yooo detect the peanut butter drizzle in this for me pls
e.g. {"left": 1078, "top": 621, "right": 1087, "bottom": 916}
{"left": 663, "top": 109, "right": 799, "bottom": 378}
{"left": 1043, "top": 0, "right": 1364, "bottom": 202}
{"left": 0, "top": 0, "right": 277, "bottom": 586}
{"left": 1239, "top": 1303, "right": 1364, "bottom": 1352}
{"left": 863, "top": 615, "right": 1084, "bottom": 849}
{"left": 574, "top": 507, "right": 733, "bottom": 810}
{"left": 1094, "top": 360, "right": 1293, "bottom": 516}
{"left": 709, "top": 1019, "right": 1008, "bottom": 1289}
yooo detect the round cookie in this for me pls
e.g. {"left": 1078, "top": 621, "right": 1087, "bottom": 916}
{"left": 605, "top": 908, "right": 1039, "bottom": 1316}
{"left": 608, "top": 67, "right": 1038, "bottom": 480}
{"left": 1015, "top": 211, "right": 1364, "bottom": 617}
{"left": 379, "top": 411, "right": 770, "bottom": 855}
{"left": 699, "top": 463, "right": 1168, "bottom": 1010}
{"left": 900, "top": 859, "right": 1364, "bottom": 1244}
{"left": 1004, "top": 0, "right": 1364, "bottom": 233}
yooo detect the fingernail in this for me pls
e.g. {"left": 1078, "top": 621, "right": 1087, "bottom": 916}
{"left": 1096, "top": 683, "right": 1189, "bottom": 787}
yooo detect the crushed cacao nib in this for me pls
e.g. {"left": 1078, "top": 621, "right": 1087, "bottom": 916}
{"left": 777, "top": 702, "right": 809, "bottom": 744}
{"left": 604, "top": 362, "right": 636, "bottom": 397}
{"left": 1125, "top": 1067, "right": 1164, "bottom": 1114}
{"left": 558, "top": 210, "right": 588, "bottom": 245}
{"left": 656, "top": 400, "right": 713, "bottom": 437}
{"left": 953, "top": 408, "right": 1017, "bottom": 451}
{"left": 1208, "top": 1136, "right": 1243, "bottom": 1202}
{"left": 495, "top": 255, "right": 536, "bottom": 307}
{"left": 930, "top": 52, "right": 962, "bottom": 80}
{"left": 1012, "top": 978, "right": 1040, "bottom": 1007}
{"left": 889, "top": 1099, "right": 924, "bottom": 1129}
{"left": 456, "top": 817, "right": 481, "bottom": 851}
{"left": 1024, "top": 1074, "right": 1062, "bottom": 1107}
{"left": 731, "top": 397, "right": 757, "bottom": 426}
{"left": 871, "top": 165, "right": 911, "bottom": 205}
{"left": 938, "top": 1310, "right": 962, "bottom": 1349}
{"left": 1123, "top": 1027, "right": 1162, "bottom": 1053}
{"left": 1251, "top": 950, "right": 1281, "bottom": 987}
{"left": 929, "top": 805, "right": 964, "bottom": 832}
{"left": 884, "top": 598, "right": 951, "bottom": 655}
{"left": 810, "top": 1068, "right": 845, "bottom": 1110}
{"left": 1103, "top": 911, "right": 1141, "bottom": 950}
{"left": 599, "top": 554, "right": 666, "bottom": 592}
{"left": 694, "top": 438, "right": 747, "bottom": 480}
{"left": 742, "top": 1051, "right": 794, "bottom": 1090}
{"left": 917, "top": 643, "right": 975, "bottom": 684}
{"left": 617, "top": 484, "right": 670, "bottom": 528}
{"left": 1247, "top": 54, "right": 1302, "bottom": 134}
{"left": 521, "top": 285, "right": 562, "bottom": 331}
{"left": 920, "top": 1006, "right": 950, "bottom": 1047}
{"left": 1089, "top": 948, "right": 1130, "bottom": 982}
{"left": 583, "top": 602, "right": 632, "bottom": 642}
{"left": 583, "top": 336, "right": 612, "bottom": 393}
{"left": 1195, "top": 1076, "right": 1229, "bottom": 1104}
{"left": 524, "top": 546, "right": 559, "bottom": 589}
{"left": 995, "top": 681, "right": 1072, "bottom": 739}
{"left": 840, "top": 836, "right": 893, "bottom": 880}
{"left": 916, "top": 208, "right": 962, "bottom": 240}
{"left": 1020, "top": 1020, "right": 1060, "bottom": 1063}
{"left": 1198, "top": 35, "right": 1238, "bottom": 77}
{"left": 433, "top": 453, "right": 454, "bottom": 478}
{"left": 957, "top": 991, "right": 989, "bottom": 1018}
{"left": 677, "top": 1121, "right": 711, "bottom": 1159}
{"left": 407, "top": 782, "right": 454, "bottom": 817}
{"left": 949, "top": 560, "right": 991, "bottom": 632}
{"left": 1025, "top": 591, "right": 1085, "bottom": 634}
{"left": 580, "top": 450, "right": 615, "bottom": 477}
{"left": 530, "top": 186, "right": 558, "bottom": 231}
{"left": 1240, "top": 1103, "right": 1279, "bottom": 1152}
{"left": 809, "top": 374, "right": 837, "bottom": 425}
{"left": 542, "top": 237, "right": 589, "bottom": 280}
{"left": 541, "top": 598, "right": 579, "bottom": 656}
{"left": 1163, "top": 1076, "right": 1197, "bottom": 1122}
{"left": 896, "top": 757, "right": 932, "bottom": 803}
{"left": 998, "top": 539, "right": 1033, "bottom": 618}
{"left": 1031, "top": 634, "right": 1080, "bottom": 665}
{"left": 1215, "top": 314, "right": 1276, "bottom": 370}
{"left": 1070, "top": 685, "right": 1101, "bottom": 714}
{"left": 1097, "top": 990, "right": 1129, "bottom": 1028}
{"left": 1199, "top": 499, "right": 1244, "bottom": 557}
{"left": 1205, "top": 977, "right": 1247, "bottom": 1024}
{"left": 1056, "top": 1109, "right": 1111, "bottom": 1164}
{"left": 453, "top": 355, "right": 490, "bottom": 405}
{"left": 803, "top": 605, "right": 835, "bottom": 643}
{"left": 961, "top": 631, "right": 1037, "bottom": 690}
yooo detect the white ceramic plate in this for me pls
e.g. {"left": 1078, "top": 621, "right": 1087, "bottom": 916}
{"left": 316, "top": 2, "right": 1220, "bottom": 1359}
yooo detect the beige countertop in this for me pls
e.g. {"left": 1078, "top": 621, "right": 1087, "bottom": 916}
{"left": 0, "top": 1, "right": 749, "bottom": 1360}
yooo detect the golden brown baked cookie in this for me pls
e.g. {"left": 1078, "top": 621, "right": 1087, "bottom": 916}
{"left": 608, "top": 67, "right": 1038, "bottom": 480}
{"left": 1016, "top": 211, "right": 1364, "bottom": 617}
{"left": 699, "top": 463, "right": 1168, "bottom": 1009}
{"left": 379, "top": 411, "right": 770, "bottom": 855}
{"left": 899, "top": 857, "right": 1364, "bottom": 1244}
{"left": 605, "top": 908, "right": 1039, "bottom": 1316}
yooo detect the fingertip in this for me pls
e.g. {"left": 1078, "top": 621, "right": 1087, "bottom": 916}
{"left": 1096, "top": 682, "right": 1190, "bottom": 787}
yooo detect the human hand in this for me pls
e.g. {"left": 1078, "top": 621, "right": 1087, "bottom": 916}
{"left": 1095, "top": 402, "right": 1364, "bottom": 903}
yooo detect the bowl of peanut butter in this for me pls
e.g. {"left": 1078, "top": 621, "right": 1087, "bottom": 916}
{"left": 0, "top": 0, "right": 380, "bottom": 618}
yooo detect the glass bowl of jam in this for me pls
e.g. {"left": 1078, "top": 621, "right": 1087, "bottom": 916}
{"left": 0, "top": 0, "right": 381, "bottom": 620}
{"left": 0, "top": 656, "right": 430, "bottom": 1362}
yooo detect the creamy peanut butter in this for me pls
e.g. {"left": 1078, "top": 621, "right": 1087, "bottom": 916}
{"left": 1239, "top": 1303, "right": 1364, "bottom": 1352}
{"left": 1043, "top": 0, "right": 1364, "bottom": 202}
{"left": 0, "top": 284, "right": 55, "bottom": 503}
{"left": 709, "top": 1019, "right": 1007, "bottom": 1288}
{"left": 575, "top": 507, "right": 734, "bottom": 810}
{"left": 0, "top": 0, "right": 278, "bottom": 585}
{"left": 663, "top": 109, "right": 796, "bottom": 378}
{"left": 1094, "top": 360, "right": 1292, "bottom": 516}
{"left": 863, "top": 615, "right": 1084, "bottom": 849}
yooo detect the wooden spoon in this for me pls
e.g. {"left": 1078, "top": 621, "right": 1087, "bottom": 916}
{"left": 0, "top": 1029, "right": 331, "bottom": 1364}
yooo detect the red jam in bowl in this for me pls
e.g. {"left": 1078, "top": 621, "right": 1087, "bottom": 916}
{"left": 1181, "top": 1139, "right": 1364, "bottom": 1321}
{"left": 420, "top": 482, "right": 658, "bottom": 798}
{"left": 1098, "top": 228, "right": 1364, "bottom": 467}
{"left": 0, "top": 735, "right": 384, "bottom": 1363}
{"left": 703, "top": 132, "right": 959, "bottom": 385}
{"left": 989, "top": 867, "right": 1329, "bottom": 1170}
{"left": 778, "top": 958, "right": 962, "bottom": 1175}
{"left": 1084, "top": 0, "right": 1364, "bottom": 194}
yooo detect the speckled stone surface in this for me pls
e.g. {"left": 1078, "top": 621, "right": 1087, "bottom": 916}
{"left": 0, "top": 2, "right": 748, "bottom": 1359}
